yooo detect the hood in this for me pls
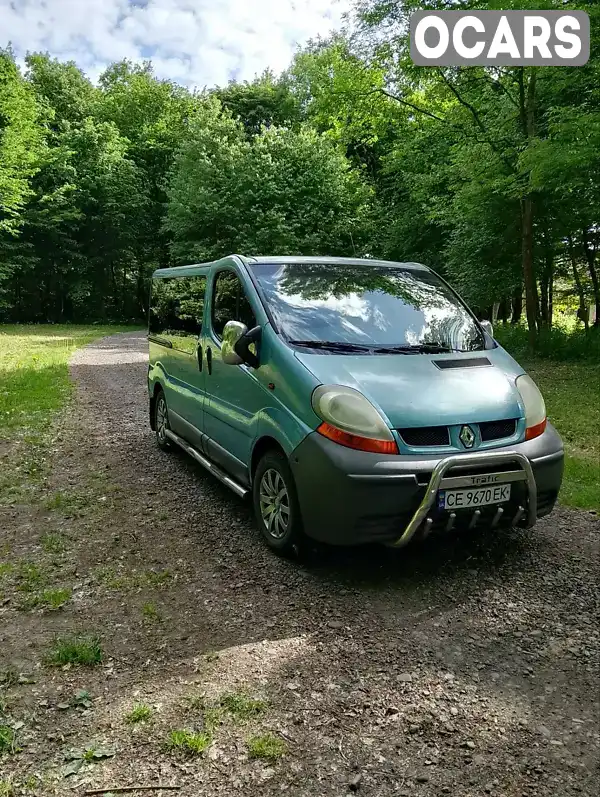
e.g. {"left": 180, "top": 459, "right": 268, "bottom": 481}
{"left": 295, "top": 347, "right": 525, "bottom": 428}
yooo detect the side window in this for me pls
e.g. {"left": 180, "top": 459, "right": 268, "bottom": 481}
{"left": 149, "top": 275, "right": 206, "bottom": 352}
{"left": 211, "top": 271, "right": 257, "bottom": 339}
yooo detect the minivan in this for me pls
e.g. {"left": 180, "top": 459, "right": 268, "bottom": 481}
{"left": 148, "top": 255, "right": 564, "bottom": 554}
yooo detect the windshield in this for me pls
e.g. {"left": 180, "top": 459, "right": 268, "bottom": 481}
{"left": 250, "top": 263, "right": 485, "bottom": 352}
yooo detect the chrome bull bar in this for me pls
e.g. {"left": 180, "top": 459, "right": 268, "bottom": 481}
{"left": 391, "top": 450, "right": 537, "bottom": 548}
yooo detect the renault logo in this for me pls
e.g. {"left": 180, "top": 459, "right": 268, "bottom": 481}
{"left": 459, "top": 425, "right": 476, "bottom": 449}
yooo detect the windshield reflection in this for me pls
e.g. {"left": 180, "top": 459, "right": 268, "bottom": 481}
{"left": 252, "top": 264, "right": 484, "bottom": 352}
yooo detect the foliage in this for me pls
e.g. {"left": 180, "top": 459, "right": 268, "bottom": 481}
{"left": 246, "top": 733, "right": 287, "bottom": 760}
{"left": 165, "top": 105, "right": 372, "bottom": 263}
{"left": 45, "top": 634, "right": 103, "bottom": 666}
{"left": 166, "top": 729, "right": 211, "bottom": 755}
{"left": 125, "top": 704, "right": 153, "bottom": 724}
{"left": 0, "top": 6, "right": 598, "bottom": 342}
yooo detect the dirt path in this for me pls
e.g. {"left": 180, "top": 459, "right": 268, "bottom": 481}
{"left": 1, "top": 331, "right": 598, "bottom": 796}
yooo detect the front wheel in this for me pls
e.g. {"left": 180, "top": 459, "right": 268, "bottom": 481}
{"left": 154, "top": 390, "right": 171, "bottom": 451}
{"left": 253, "top": 450, "right": 305, "bottom": 556}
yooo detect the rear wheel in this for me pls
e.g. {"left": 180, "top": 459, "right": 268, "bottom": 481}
{"left": 154, "top": 390, "right": 171, "bottom": 451}
{"left": 253, "top": 450, "right": 305, "bottom": 556}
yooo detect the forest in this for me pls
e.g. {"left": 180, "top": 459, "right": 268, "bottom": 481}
{"left": 0, "top": 0, "right": 599, "bottom": 348}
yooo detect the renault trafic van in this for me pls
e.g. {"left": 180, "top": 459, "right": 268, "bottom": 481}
{"left": 148, "top": 255, "right": 564, "bottom": 554}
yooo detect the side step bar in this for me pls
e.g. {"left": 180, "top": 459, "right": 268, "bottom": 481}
{"left": 165, "top": 429, "right": 249, "bottom": 499}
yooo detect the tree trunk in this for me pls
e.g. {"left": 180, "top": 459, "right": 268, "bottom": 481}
{"left": 582, "top": 228, "right": 600, "bottom": 327}
{"left": 499, "top": 299, "right": 509, "bottom": 323}
{"left": 540, "top": 275, "right": 549, "bottom": 327}
{"left": 540, "top": 219, "right": 554, "bottom": 328}
{"left": 521, "top": 195, "right": 539, "bottom": 343}
{"left": 511, "top": 287, "right": 523, "bottom": 324}
{"left": 569, "top": 236, "right": 589, "bottom": 331}
{"left": 518, "top": 69, "right": 539, "bottom": 347}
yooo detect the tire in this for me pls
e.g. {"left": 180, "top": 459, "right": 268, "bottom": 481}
{"left": 253, "top": 450, "right": 306, "bottom": 556}
{"left": 154, "top": 389, "right": 171, "bottom": 451}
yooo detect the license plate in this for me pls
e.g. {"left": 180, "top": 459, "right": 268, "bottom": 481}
{"left": 438, "top": 484, "right": 511, "bottom": 510}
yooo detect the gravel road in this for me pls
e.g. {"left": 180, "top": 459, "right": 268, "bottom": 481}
{"left": 1, "top": 331, "right": 598, "bottom": 796}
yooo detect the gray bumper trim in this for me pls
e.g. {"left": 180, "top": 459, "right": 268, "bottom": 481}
{"left": 390, "top": 450, "right": 537, "bottom": 548}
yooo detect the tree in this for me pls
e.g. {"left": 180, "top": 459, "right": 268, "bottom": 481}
{"left": 165, "top": 100, "right": 372, "bottom": 263}
{"left": 0, "top": 49, "right": 43, "bottom": 311}
{"left": 214, "top": 70, "right": 302, "bottom": 137}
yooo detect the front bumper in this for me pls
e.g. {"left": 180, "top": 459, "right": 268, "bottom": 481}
{"left": 291, "top": 423, "right": 564, "bottom": 546}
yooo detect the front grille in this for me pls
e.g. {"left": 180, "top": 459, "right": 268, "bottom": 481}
{"left": 480, "top": 419, "right": 517, "bottom": 441}
{"left": 399, "top": 426, "right": 450, "bottom": 447}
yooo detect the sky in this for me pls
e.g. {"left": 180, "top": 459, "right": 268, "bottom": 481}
{"left": 0, "top": 0, "right": 350, "bottom": 88}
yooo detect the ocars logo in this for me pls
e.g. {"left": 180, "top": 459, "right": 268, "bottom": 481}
{"left": 410, "top": 10, "right": 590, "bottom": 67}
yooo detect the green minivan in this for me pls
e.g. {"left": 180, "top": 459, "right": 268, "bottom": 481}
{"left": 148, "top": 255, "right": 564, "bottom": 555}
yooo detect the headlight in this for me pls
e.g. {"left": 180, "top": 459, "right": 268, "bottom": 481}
{"left": 516, "top": 374, "right": 547, "bottom": 440}
{"left": 312, "top": 384, "right": 398, "bottom": 454}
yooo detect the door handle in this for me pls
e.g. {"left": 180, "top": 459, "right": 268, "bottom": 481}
{"left": 206, "top": 346, "right": 212, "bottom": 375}
{"left": 197, "top": 344, "right": 203, "bottom": 371}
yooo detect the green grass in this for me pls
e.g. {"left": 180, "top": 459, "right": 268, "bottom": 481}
{"left": 0, "top": 726, "right": 18, "bottom": 755}
{"left": 0, "top": 779, "right": 15, "bottom": 796}
{"left": 219, "top": 692, "right": 267, "bottom": 721}
{"left": 526, "top": 360, "right": 600, "bottom": 510}
{"left": 95, "top": 566, "right": 172, "bottom": 591}
{"left": 125, "top": 703, "right": 153, "bottom": 724}
{"left": 14, "top": 561, "right": 47, "bottom": 593}
{"left": 40, "top": 532, "right": 67, "bottom": 554}
{"left": 0, "top": 324, "right": 138, "bottom": 503}
{"left": 166, "top": 729, "right": 211, "bottom": 755}
{"left": 141, "top": 602, "right": 162, "bottom": 622}
{"left": 495, "top": 325, "right": 600, "bottom": 511}
{"left": 246, "top": 733, "right": 286, "bottom": 761}
{"left": 21, "top": 587, "right": 71, "bottom": 611}
{"left": 45, "top": 634, "right": 103, "bottom": 667}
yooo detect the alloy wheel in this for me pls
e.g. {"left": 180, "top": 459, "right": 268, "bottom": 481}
{"left": 259, "top": 468, "right": 290, "bottom": 539}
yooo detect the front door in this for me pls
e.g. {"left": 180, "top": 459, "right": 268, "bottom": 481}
{"left": 150, "top": 273, "right": 207, "bottom": 448}
{"left": 202, "top": 268, "right": 265, "bottom": 485}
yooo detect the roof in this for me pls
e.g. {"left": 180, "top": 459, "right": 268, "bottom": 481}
{"left": 243, "top": 255, "right": 429, "bottom": 271}
{"left": 153, "top": 255, "right": 430, "bottom": 278}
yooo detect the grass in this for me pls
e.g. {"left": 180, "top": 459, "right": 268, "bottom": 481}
{"left": 14, "top": 561, "right": 47, "bottom": 593}
{"left": 141, "top": 602, "right": 162, "bottom": 622}
{"left": 0, "top": 725, "right": 18, "bottom": 755}
{"left": 496, "top": 324, "right": 600, "bottom": 511}
{"left": 95, "top": 566, "right": 172, "bottom": 591}
{"left": 40, "top": 532, "right": 67, "bottom": 554}
{"left": 0, "top": 780, "right": 14, "bottom": 796}
{"left": 246, "top": 733, "right": 287, "bottom": 761}
{"left": 44, "top": 490, "right": 89, "bottom": 515}
{"left": 166, "top": 729, "right": 211, "bottom": 755}
{"left": 125, "top": 703, "right": 153, "bottom": 724}
{"left": 219, "top": 691, "right": 267, "bottom": 720}
{"left": 21, "top": 587, "right": 72, "bottom": 611}
{"left": 0, "top": 324, "right": 137, "bottom": 503}
{"left": 526, "top": 360, "right": 600, "bottom": 510}
{"left": 45, "top": 634, "right": 103, "bottom": 667}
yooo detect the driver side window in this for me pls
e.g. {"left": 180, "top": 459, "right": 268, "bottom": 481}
{"left": 211, "top": 271, "right": 257, "bottom": 339}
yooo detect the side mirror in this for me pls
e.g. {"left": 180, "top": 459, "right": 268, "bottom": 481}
{"left": 480, "top": 320, "right": 494, "bottom": 338}
{"left": 221, "top": 320, "right": 261, "bottom": 368}
{"left": 222, "top": 321, "right": 247, "bottom": 365}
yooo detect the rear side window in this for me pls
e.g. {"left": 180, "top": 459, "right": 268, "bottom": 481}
{"left": 149, "top": 275, "right": 206, "bottom": 352}
{"left": 211, "top": 271, "right": 257, "bottom": 339}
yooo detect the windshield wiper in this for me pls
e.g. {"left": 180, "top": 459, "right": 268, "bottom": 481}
{"left": 289, "top": 340, "right": 372, "bottom": 353}
{"left": 371, "top": 343, "right": 454, "bottom": 354}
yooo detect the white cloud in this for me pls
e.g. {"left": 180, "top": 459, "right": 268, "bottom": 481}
{"left": 0, "top": 0, "right": 350, "bottom": 87}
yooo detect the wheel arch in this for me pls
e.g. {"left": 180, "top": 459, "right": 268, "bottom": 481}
{"left": 250, "top": 436, "right": 287, "bottom": 482}
{"left": 149, "top": 381, "right": 164, "bottom": 431}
